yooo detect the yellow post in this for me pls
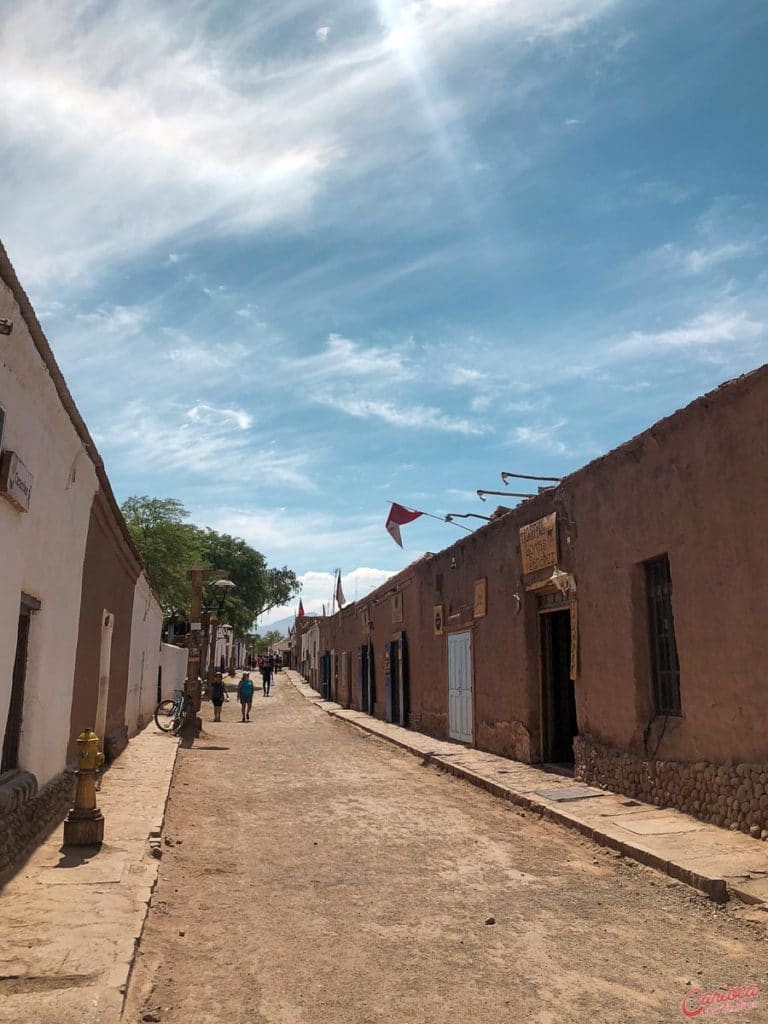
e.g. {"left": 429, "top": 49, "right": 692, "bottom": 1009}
{"left": 63, "top": 729, "right": 105, "bottom": 846}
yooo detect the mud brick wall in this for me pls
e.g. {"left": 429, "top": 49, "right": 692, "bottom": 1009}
{"left": 0, "top": 770, "right": 75, "bottom": 883}
{"left": 575, "top": 735, "right": 768, "bottom": 841}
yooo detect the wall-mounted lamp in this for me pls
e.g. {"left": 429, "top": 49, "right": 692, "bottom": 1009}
{"left": 0, "top": 319, "right": 13, "bottom": 336}
{"left": 450, "top": 555, "right": 458, "bottom": 570}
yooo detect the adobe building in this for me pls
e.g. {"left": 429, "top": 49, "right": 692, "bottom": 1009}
{"left": 310, "top": 365, "right": 768, "bottom": 839}
{"left": 0, "top": 240, "right": 181, "bottom": 880}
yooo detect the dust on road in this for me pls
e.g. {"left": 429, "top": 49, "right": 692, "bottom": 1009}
{"left": 124, "top": 675, "right": 768, "bottom": 1024}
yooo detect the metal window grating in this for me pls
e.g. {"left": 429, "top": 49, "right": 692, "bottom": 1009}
{"left": 645, "top": 554, "right": 682, "bottom": 716}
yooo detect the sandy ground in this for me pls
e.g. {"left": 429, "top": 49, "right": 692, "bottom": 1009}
{"left": 124, "top": 675, "right": 768, "bottom": 1024}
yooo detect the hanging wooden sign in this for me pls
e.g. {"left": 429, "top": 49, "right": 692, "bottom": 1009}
{"left": 520, "top": 513, "right": 558, "bottom": 575}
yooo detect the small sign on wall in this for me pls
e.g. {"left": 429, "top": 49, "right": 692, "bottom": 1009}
{"left": 0, "top": 451, "right": 33, "bottom": 512}
{"left": 473, "top": 578, "right": 487, "bottom": 618}
{"left": 392, "top": 591, "right": 403, "bottom": 623}
{"left": 520, "top": 513, "right": 558, "bottom": 575}
{"left": 433, "top": 604, "right": 444, "bottom": 636}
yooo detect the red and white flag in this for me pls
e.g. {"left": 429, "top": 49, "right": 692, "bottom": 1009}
{"left": 385, "top": 502, "right": 423, "bottom": 547}
{"left": 335, "top": 570, "right": 346, "bottom": 608}
{"left": 297, "top": 599, "right": 305, "bottom": 618}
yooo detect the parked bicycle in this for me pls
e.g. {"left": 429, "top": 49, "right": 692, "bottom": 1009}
{"left": 154, "top": 689, "right": 190, "bottom": 735}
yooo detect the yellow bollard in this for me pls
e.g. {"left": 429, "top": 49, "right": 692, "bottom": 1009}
{"left": 63, "top": 729, "right": 105, "bottom": 846}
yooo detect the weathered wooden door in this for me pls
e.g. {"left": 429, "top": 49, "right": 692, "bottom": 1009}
{"left": 447, "top": 630, "right": 473, "bottom": 744}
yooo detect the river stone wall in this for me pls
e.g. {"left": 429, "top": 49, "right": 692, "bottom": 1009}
{"left": 575, "top": 735, "right": 768, "bottom": 841}
{"left": 0, "top": 769, "right": 75, "bottom": 883}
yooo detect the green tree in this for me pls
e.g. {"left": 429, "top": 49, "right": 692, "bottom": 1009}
{"left": 121, "top": 496, "right": 301, "bottom": 638}
{"left": 121, "top": 497, "right": 201, "bottom": 616}
{"left": 196, "top": 529, "right": 299, "bottom": 636}
{"left": 256, "top": 629, "right": 286, "bottom": 654}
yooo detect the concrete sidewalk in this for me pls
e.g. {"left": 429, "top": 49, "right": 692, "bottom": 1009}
{"left": 286, "top": 671, "right": 768, "bottom": 907}
{"left": 0, "top": 719, "right": 179, "bottom": 1024}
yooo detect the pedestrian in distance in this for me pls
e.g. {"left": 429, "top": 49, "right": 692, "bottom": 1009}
{"left": 261, "top": 660, "right": 273, "bottom": 697}
{"left": 238, "top": 672, "right": 255, "bottom": 721}
{"left": 211, "top": 672, "right": 229, "bottom": 722}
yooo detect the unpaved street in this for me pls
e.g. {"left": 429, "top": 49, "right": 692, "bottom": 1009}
{"left": 124, "top": 677, "right": 768, "bottom": 1024}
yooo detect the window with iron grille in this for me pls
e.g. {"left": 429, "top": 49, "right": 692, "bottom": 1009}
{"left": 645, "top": 554, "right": 682, "bottom": 716}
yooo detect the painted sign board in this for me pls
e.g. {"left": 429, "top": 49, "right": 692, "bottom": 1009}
{"left": 519, "top": 513, "right": 558, "bottom": 575}
{"left": 433, "top": 604, "right": 444, "bottom": 636}
{"left": 0, "top": 451, "right": 33, "bottom": 512}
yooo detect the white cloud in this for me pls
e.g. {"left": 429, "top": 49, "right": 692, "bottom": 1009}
{"left": 652, "top": 240, "right": 760, "bottom": 276}
{"left": 611, "top": 309, "right": 765, "bottom": 359}
{"left": 75, "top": 304, "right": 149, "bottom": 334}
{"left": 260, "top": 566, "right": 397, "bottom": 624}
{"left": 316, "top": 26, "right": 331, "bottom": 43}
{"left": 0, "top": 0, "right": 619, "bottom": 289}
{"left": 186, "top": 404, "right": 253, "bottom": 431}
{"left": 95, "top": 399, "right": 316, "bottom": 490}
{"left": 509, "top": 419, "right": 569, "bottom": 455}
{"left": 287, "top": 333, "right": 416, "bottom": 384}
{"left": 318, "top": 394, "right": 490, "bottom": 435}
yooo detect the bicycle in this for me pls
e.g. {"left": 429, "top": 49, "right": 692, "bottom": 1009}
{"left": 154, "top": 689, "right": 190, "bottom": 735}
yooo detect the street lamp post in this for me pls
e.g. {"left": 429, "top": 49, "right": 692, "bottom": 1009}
{"left": 207, "top": 579, "right": 236, "bottom": 688}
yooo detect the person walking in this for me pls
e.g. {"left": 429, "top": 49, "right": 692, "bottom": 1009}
{"left": 237, "top": 672, "right": 255, "bottom": 721}
{"left": 211, "top": 672, "right": 229, "bottom": 722}
{"left": 261, "top": 660, "right": 273, "bottom": 697}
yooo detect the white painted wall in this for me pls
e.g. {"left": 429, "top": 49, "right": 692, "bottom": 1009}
{"left": 125, "top": 573, "right": 164, "bottom": 735}
{"left": 0, "top": 278, "right": 99, "bottom": 787}
{"left": 159, "top": 643, "right": 188, "bottom": 702}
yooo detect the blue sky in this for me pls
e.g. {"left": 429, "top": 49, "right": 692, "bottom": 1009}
{"left": 2, "top": 0, "right": 767, "bottom": 624}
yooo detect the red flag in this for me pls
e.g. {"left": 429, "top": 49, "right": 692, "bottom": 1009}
{"left": 297, "top": 599, "right": 305, "bottom": 618}
{"left": 385, "top": 502, "right": 423, "bottom": 548}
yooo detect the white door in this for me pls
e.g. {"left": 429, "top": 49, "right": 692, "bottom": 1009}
{"left": 448, "top": 631, "right": 473, "bottom": 743}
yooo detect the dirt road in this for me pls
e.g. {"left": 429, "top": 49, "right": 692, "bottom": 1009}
{"left": 124, "top": 675, "right": 767, "bottom": 1024}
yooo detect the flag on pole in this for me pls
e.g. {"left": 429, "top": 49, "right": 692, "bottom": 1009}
{"left": 385, "top": 502, "right": 424, "bottom": 548}
{"left": 297, "top": 599, "right": 305, "bottom": 618}
{"left": 335, "top": 570, "right": 346, "bottom": 608}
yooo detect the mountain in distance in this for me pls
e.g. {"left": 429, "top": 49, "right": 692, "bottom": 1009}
{"left": 260, "top": 612, "right": 318, "bottom": 637}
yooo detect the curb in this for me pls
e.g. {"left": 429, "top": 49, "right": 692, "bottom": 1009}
{"left": 109, "top": 732, "right": 181, "bottom": 1023}
{"left": 287, "top": 674, "right": 744, "bottom": 905}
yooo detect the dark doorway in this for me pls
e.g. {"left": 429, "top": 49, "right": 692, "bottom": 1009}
{"left": 359, "top": 643, "right": 375, "bottom": 714}
{"left": 156, "top": 665, "right": 163, "bottom": 704}
{"left": 2, "top": 609, "right": 32, "bottom": 773}
{"left": 540, "top": 609, "right": 577, "bottom": 765}
{"left": 321, "top": 651, "right": 332, "bottom": 700}
{"left": 385, "top": 635, "right": 409, "bottom": 726}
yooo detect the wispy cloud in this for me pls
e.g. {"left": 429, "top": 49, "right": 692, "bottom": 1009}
{"left": 75, "top": 304, "right": 149, "bottom": 334}
{"left": 94, "top": 399, "right": 316, "bottom": 491}
{"left": 0, "top": 0, "right": 620, "bottom": 289}
{"left": 317, "top": 394, "right": 490, "bottom": 435}
{"left": 611, "top": 308, "right": 765, "bottom": 359}
{"left": 509, "top": 419, "right": 569, "bottom": 455}
{"left": 651, "top": 240, "right": 761, "bottom": 276}
{"left": 287, "top": 333, "right": 416, "bottom": 384}
{"left": 186, "top": 403, "right": 252, "bottom": 431}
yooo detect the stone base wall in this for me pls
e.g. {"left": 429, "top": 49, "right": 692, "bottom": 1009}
{"left": 0, "top": 770, "right": 75, "bottom": 884}
{"left": 105, "top": 724, "right": 128, "bottom": 763}
{"left": 575, "top": 735, "right": 768, "bottom": 841}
